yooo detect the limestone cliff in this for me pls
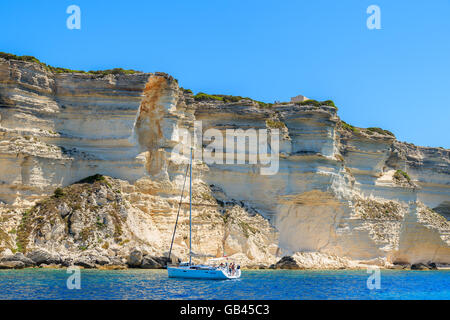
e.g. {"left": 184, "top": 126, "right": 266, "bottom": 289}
{"left": 0, "top": 56, "right": 449, "bottom": 269}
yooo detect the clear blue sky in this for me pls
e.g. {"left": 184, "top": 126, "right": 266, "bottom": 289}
{"left": 1, "top": 0, "right": 449, "bottom": 148}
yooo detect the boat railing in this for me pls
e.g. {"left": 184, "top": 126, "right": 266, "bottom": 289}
{"left": 167, "top": 263, "right": 218, "bottom": 270}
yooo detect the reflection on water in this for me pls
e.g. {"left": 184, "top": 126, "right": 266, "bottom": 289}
{"left": 0, "top": 269, "right": 449, "bottom": 300}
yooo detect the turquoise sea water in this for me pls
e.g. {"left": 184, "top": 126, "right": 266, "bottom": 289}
{"left": 0, "top": 269, "right": 448, "bottom": 300}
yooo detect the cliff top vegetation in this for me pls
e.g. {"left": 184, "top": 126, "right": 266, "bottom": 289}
{"left": 340, "top": 120, "right": 396, "bottom": 138}
{"left": 0, "top": 51, "right": 142, "bottom": 75}
{"left": 192, "top": 92, "right": 273, "bottom": 108}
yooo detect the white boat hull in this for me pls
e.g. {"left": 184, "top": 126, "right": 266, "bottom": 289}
{"left": 167, "top": 266, "right": 241, "bottom": 280}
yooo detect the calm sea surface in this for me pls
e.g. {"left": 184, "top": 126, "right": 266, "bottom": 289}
{"left": 0, "top": 269, "right": 448, "bottom": 300}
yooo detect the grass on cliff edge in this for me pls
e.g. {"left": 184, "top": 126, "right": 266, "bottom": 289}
{"left": 193, "top": 92, "right": 273, "bottom": 108}
{"left": 0, "top": 52, "right": 142, "bottom": 75}
{"left": 340, "top": 120, "right": 395, "bottom": 138}
{"left": 295, "top": 99, "right": 337, "bottom": 110}
{"left": 366, "top": 127, "right": 395, "bottom": 137}
{"left": 192, "top": 92, "right": 340, "bottom": 111}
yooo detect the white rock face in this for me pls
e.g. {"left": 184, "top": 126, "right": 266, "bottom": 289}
{"left": 0, "top": 57, "right": 449, "bottom": 267}
{"left": 0, "top": 58, "right": 150, "bottom": 206}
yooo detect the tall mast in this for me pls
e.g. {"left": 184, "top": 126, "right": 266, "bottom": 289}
{"left": 189, "top": 147, "right": 192, "bottom": 265}
{"left": 167, "top": 163, "right": 189, "bottom": 265}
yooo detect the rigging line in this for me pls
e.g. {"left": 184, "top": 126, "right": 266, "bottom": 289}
{"left": 189, "top": 147, "right": 193, "bottom": 265}
{"left": 168, "top": 163, "right": 190, "bottom": 264}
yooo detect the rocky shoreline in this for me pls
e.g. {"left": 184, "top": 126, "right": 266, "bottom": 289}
{"left": 1, "top": 249, "right": 447, "bottom": 271}
{"left": 0, "top": 248, "right": 168, "bottom": 270}
{"left": 266, "top": 255, "right": 446, "bottom": 271}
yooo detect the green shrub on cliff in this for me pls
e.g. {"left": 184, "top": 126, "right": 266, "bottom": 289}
{"left": 321, "top": 100, "right": 336, "bottom": 108}
{"left": 296, "top": 99, "right": 319, "bottom": 107}
{"left": 0, "top": 52, "right": 41, "bottom": 64}
{"left": 266, "top": 119, "right": 286, "bottom": 129}
{"left": 256, "top": 101, "right": 273, "bottom": 108}
{"left": 394, "top": 169, "right": 411, "bottom": 182}
{"left": 46, "top": 66, "right": 86, "bottom": 74}
{"left": 16, "top": 209, "right": 34, "bottom": 253}
{"left": 340, "top": 121, "right": 359, "bottom": 133}
{"left": 193, "top": 91, "right": 272, "bottom": 108}
{"left": 86, "top": 68, "right": 141, "bottom": 75}
{"left": 222, "top": 95, "right": 250, "bottom": 103}
{"left": 366, "top": 127, "right": 395, "bottom": 137}
{"left": 0, "top": 51, "right": 141, "bottom": 75}
{"left": 53, "top": 188, "right": 64, "bottom": 198}
{"left": 193, "top": 92, "right": 254, "bottom": 103}
{"left": 181, "top": 87, "right": 193, "bottom": 94}
{"left": 77, "top": 174, "right": 107, "bottom": 184}
{"left": 339, "top": 122, "right": 396, "bottom": 138}
{"left": 295, "top": 99, "right": 338, "bottom": 110}
{"left": 193, "top": 92, "right": 224, "bottom": 102}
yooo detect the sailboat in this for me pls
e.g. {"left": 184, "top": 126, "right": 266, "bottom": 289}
{"left": 167, "top": 147, "right": 241, "bottom": 280}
